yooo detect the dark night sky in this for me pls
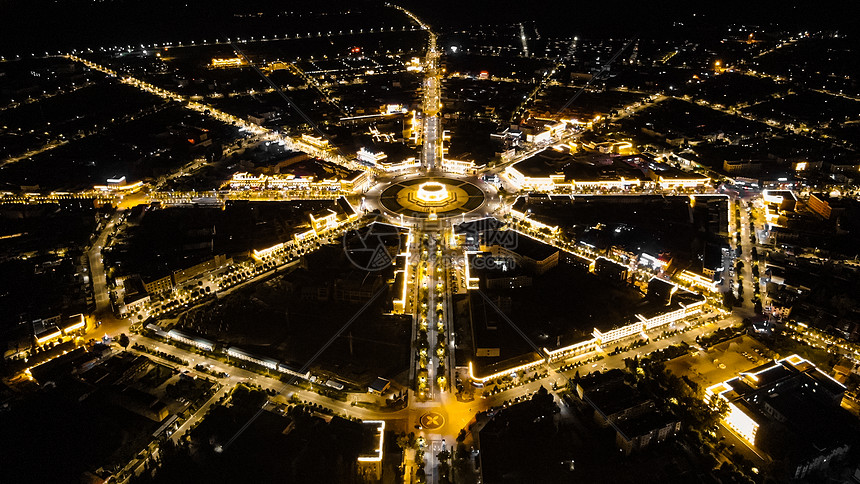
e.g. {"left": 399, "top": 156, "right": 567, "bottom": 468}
{"left": 0, "top": 0, "right": 856, "bottom": 56}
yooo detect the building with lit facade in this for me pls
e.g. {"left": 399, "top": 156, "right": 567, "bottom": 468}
{"left": 675, "top": 269, "right": 721, "bottom": 293}
{"left": 93, "top": 175, "right": 145, "bottom": 194}
{"left": 647, "top": 167, "right": 710, "bottom": 190}
{"left": 309, "top": 210, "right": 338, "bottom": 233}
{"left": 760, "top": 189, "right": 798, "bottom": 227}
{"left": 378, "top": 156, "right": 421, "bottom": 174}
{"left": 34, "top": 326, "right": 62, "bottom": 346}
{"left": 591, "top": 284, "right": 705, "bottom": 346}
{"left": 706, "top": 355, "right": 853, "bottom": 479}
{"left": 441, "top": 158, "right": 481, "bottom": 175}
{"left": 806, "top": 192, "right": 847, "bottom": 221}
{"left": 296, "top": 134, "right": 330, "bottom": 151}
{"left": 226, "top": 346, "right": 279, "bottom": 370}
{"left": 357, "top": 420, "right": 386, "bottom": 480}
{"left": 505, "top": 150, "right": 712, "bottom": 192}
{"left": 579, "top": 139, "right": 635, "bottom": 155}
{"left": 167, "top": 328, "right": 215, "bottom": 352}
{"left": 356, "top": 147, "right": 388, "bottom": 165}
{"left": 210, "top": 57, "right": 245, "bottom": 68}
{"left": 520, "top": 118, "right": 571, "bottom": 145}
{"left": 391, "top": 252, "right": 410, "bottom": 314}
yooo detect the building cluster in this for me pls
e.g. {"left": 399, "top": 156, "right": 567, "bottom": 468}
{"left": 765, "top": 191, "right": 859, "bottom": 249}
{"left": 29, "top": 347, "right": 170, "bottom": 422}
{"left": 754, "top": 191, "right": 860, "bottom": 340}
{"left": 706, "top": 355, "right": 853, "bottom": 479}
{"left": 3, "top": 313, "right": 89, "bottom": 365}
{"left": 511, "top": 193, "right": 730, "bottom": 294}
{"left": 354, "top": 147, "right": 481, "bottom": 176}
{"left": 458, "top": 218, "right": 558, "bottom": 295}
{"left": 252, "top": 198, "right": 360, "bottom": 261}
{"left": 721, "top": 151, "right": 860, "bottom": 184}
{"left": 477, "top": 386, "right": 569, "bottom": 482}
{"left": 491, "top": 117, "right": 579, "bottom": 150}
{"left": 764, "top": 254, "right": 860, "bottom": 342}
{"left": 1, "top": 253, "right": 94, "bottom": 363}
{"left": 117, "top": 196, "right": 361, "bottom": 317}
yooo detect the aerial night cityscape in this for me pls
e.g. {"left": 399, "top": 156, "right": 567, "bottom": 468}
{"left": 2, "top": 1, "right": 860, "bottom": 483}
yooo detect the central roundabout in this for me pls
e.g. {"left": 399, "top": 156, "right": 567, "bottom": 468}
{"left": 374, "top": 174, "right": 491, "bottom": 221}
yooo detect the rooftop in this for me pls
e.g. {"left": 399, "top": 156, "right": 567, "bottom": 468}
{"left": 486, "top": 231, "right": 559, "bottom": 262}
{"left": 615, "top": 411, "right": 678, "bottom": 441}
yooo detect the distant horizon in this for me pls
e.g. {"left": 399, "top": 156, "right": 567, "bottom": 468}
{"left": 1, "top": 0, "right": 857, "bottom": 57}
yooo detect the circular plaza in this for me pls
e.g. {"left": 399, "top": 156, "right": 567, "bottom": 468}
{"left": 375, "top": 175, "right": 490, "bottom": 221}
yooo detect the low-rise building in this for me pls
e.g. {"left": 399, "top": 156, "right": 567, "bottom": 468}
{"left": 29, "top": 347, "right": 101, "bottom": 385}
{"left": 378, "top": 157, "right": 421, "bottom": 175}
{"left": 675, "top": 268, "right": 720, "bottom": 293}
{"left": 226, "top": 346, "right": 278, "bottom": 370}
{"left": 357, "top": 147, "right": 388, "bottom": 165}
{"left": 648, "top": 164, "right": 710, "bottom": 190}
{"left": 173, "top": 254, "right": 230, "bottom": 286}
{"left": 575, "top": 369, "right": 680, "bottom": 455}
{"left": 333, "top": 273, "right": 384, "bottom": 304}
{"left": 723, "top": 159, "right": 763, "bottom": 175}
{"left": 34, "top": 326, "right": 63, "bottom": 347}
{"left": 121, "top": 275, "right": 150, "bottom": 316}
{"left": 167, "top": 328, "right": 216, "bottom": 352}
{"left": 615, "top": 412, "right": 682, "bottom": 455}
{"left": 357, "top": 420, "right": 386, "bottom": 480}
{"left": 441, "top": 158, "right": 481, "bottom": 175}
{"left": 368, "top": 377, "right": 390, "bottom": 394}
{"left": 143, "top": 275, "right": 173, "bottom": 295}
{"left": 111, "top": 386, "right": 169, "bottom": 422}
